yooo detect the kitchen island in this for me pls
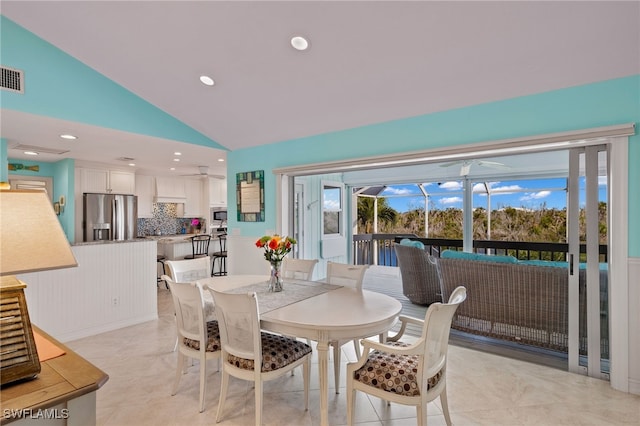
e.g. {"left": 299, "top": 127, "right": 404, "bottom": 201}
{"left": 155, "top": 232, "right": 226, "bottom": 260}
{"left": 19, "top": 239, "right": 157, "bottom": 343}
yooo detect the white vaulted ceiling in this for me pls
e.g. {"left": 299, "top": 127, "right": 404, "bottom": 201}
{"left": 1, "top": 1, "right": 638, "bottom": 176}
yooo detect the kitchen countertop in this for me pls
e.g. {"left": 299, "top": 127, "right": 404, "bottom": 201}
{"left": 72, "top": 238, "right": 153, "bottom": 246}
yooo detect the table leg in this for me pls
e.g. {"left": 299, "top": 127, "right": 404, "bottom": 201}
{"left": 316, "top": 333, "right": 330, "bottom": 426}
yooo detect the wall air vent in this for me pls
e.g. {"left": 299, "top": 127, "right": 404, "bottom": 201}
{"left": 1, "top": 66, "right": 24, "bottom": 93}
{"left": 10, "top": 144, "right": 70, "bottom": 155}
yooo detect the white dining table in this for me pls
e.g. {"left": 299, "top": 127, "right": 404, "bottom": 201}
{"left": 200, "top": 274, "right": 402, "bottom": 426}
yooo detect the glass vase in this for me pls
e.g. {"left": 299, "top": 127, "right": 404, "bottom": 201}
{"left": 268, "top": 260, "right": 283, "bottom": 292}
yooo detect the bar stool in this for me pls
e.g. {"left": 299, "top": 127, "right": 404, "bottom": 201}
{"left": 211, "top": 234, "right": 227, "bottom": 276}
{"left": 157, "top": 255, "right": 168, "bottom": 289}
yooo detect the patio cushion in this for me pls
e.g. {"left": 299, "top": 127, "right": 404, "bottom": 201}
{"left": 353, "top": 342, "right": 442, "bottom": 396}
{"left": 183, "top": 320, "right": 221, "bottom": 352}
{"left": 441, "top": 249, "right": 517, "bottom": 263}
{"left": 226, "top": 332, "right": 312, "bottom": 372}
{"left": 399, "top": 238, "right": 425, "bottom": 250}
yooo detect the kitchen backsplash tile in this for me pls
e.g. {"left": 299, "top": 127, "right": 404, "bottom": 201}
{"left": 137, "top": 203, "right": 203, "bottom": 236}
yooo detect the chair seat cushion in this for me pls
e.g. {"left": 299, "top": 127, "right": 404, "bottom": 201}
{"left": 353, "top": 342, "right": 442, "bottom": 396}
{"left": 227, "top": 332, "right": 311, "bottom": 372}
{"left": 183, "top": 321, "right": 221, "bottom": 352}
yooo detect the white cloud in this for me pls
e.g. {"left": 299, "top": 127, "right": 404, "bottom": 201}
{"left": 520, "top": 190, "right": 551, "bottom": 201}
{"left": 384, "top": 186, "right": 414, "bottom": 195}
{"left": 323, "top": 199, "right": 340, "bottom": 209}
{"left": 440, "top": 196, "right": 462, "bottom": 205}
{"left": 439, "top": 181, "right": 462, "bottom": 191}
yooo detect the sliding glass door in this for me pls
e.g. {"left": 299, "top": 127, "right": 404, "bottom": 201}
{"left": 567, "top": 145, "right": 609, "bottom": 377}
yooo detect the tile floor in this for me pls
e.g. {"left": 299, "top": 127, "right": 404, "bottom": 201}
{"left": 67, "top": 286, "right": 640, "bottom": 425}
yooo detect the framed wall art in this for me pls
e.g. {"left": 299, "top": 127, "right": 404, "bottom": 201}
{"left": 236, "top": 170, "right": 264, "bottom": 222}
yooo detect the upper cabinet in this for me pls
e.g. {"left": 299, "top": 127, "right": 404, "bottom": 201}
{"left": 208, "top": 177, "right": 227, "bottom": 207}
{"left": 183, "top": 177, "right": 204, "bottom": 217}
{"left": 135, "top": 175, "right": 155, "bottom": 218}
{"left": 80, "top": 168, "right": 135, "bottom": 194}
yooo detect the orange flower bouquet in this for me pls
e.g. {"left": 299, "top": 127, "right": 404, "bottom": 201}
{"left": 255, "top": 234, "right": 296, "bottom": 292}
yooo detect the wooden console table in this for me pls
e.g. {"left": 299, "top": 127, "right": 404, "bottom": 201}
{"left": 0, "top": 326, "right": 108, "bottom": 425}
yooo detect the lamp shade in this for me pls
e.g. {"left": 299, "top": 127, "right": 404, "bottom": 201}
{"left": 0, "top": 190, "right": 77, "bottom": 276}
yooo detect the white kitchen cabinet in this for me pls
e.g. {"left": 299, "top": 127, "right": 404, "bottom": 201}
{"left": 135, "top": 175, "right": 155, "bottom": 218}
{"left": 182, "top": 177, "right": 204, "bottom": 217}
{"left": 208, "top": 177, "right": 227, "bottom": 207}
{"left": 81, "top": 168, "right": 135, "bottom": 194}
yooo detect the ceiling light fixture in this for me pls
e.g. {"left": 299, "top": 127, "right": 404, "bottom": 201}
{"left": 24, "top": 151, "right": 38, "bottom": 156}
{"left": 174, "top": 152, "right": 182, "bottom": 156}
{"left": 199, "top": 75, "right": 214, "bottom": 86}
{"left": 291, "top": 36, "right": 309, "bottom": 51}
{"left": 218, "top": 158, "right": 225, "bottom": 162}
{"left": 128, "top": 163, "right": 135, "bottom": 167}
{"left": 170, "top": 167, "right": 175, "bottom": 171}
{"left": 173, "top": 158, "right": 180, "bottom": 162}
{"left": 60, "top": 134, "right": 77, "bottom": 140}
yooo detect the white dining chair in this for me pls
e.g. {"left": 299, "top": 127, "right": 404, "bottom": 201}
{"left": 165, "top": 256, "right": 211, "bottom": 282}
{"left": 210, "top": 289, "right": 312, "bottom": 426}
{"left": 282, "top": 257, "right": 319, "bottom": 280}
{"left": 163, "top": 276, "right": 221, "bottom": 413}
{"left": 325, "top": 262, "right": 369, "bottom": 392}
{"left": 346, "top": 286, "right": 467, "bottom": 426}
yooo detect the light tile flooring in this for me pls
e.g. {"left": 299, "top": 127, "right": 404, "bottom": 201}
{"left": 67, "top": 286, "right": 640, "bottom": 426}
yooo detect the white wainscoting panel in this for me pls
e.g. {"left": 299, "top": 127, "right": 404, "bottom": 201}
{"left": 628, "top": 257, "right": 640, "bottom": 395}
{"left": 20, "top": 240, "right": 158, "bottom": 342}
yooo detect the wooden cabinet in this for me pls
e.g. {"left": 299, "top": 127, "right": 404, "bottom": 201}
{"left": 135, "top": 175, "right": 155, "bottom": 218}
{"left": 81, "top": 168, "right": 135, "bottom": 194}
{"left": 208, "top": 177, "right": 227, "bottom": 207}
{"left": 182, "top": 177, "right": 204, "bottom": 217}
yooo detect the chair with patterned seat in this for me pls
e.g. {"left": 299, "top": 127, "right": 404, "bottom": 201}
{"left": 210, "top": 289, "right": 312, "bottom": 426}
{"left": 163, "top": 276, "right": 221, "bottom": 413}
{"left": 346, "top": 286, "right": 467, "bottom": 426}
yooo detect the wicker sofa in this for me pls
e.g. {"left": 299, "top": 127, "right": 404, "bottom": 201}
{"left": 394, "top": 243, "right": 607, "bottom": 354}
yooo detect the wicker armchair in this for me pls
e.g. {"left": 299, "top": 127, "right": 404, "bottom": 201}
{"left": 394, "top": 244, "right": 444, "bottom": 305}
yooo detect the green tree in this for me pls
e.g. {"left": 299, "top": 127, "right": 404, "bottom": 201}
{"left": 357, "top": 197, "right": 398, "bottom": 233}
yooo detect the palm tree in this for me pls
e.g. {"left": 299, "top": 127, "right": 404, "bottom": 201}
{"left": 357, "top": 197, "right": 398, "bottom": 233}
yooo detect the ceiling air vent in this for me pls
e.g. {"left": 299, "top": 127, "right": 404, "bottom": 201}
{"left": 1, "top": 66, "right": 24, "bottom": 94}
{"left": 10, "top": 144, "right": 69, "bottom": 155}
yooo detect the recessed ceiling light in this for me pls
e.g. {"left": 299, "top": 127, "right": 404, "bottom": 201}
{"left": 291, "top": 36, "right": 309, "bottom": 51}
{"left": 173, "top": 158, "right": 180, "bottom": 162}
{"left": 174, "top": 152, "right": 182, "bottom": 156}
{"left": 128, "top": 163, "right": 136, "bottom": 167}
{"left": 170, "top": 167, "right": 175, "bottom": 171}
{"left": 199, "top": 75, "right": 215, "bottom": 86}
{"left": 218, "top": 158, "right": 225, "bottom": 162}
{"left": 60, "top": 134, "right": 77, "bottom": 140}
{"left": 24, "top": 151, "right": 38, "bottom": 156}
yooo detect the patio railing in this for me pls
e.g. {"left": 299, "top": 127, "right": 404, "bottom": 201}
{"left": 352, "top": 234, "right": 608, "bottom": 266}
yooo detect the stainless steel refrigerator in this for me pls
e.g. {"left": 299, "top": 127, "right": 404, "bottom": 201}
{"left": 83, "top": 193, "right": 138, "bottom": 242}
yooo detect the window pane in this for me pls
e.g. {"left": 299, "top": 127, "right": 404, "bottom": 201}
{"left": 323, "top": 186, "right": 341, "bottom": 210}
{"left": 324, "top": 211, "right": 340, "bottom": 234}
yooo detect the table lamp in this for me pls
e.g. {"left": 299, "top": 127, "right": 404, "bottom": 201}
{"left": 0, "top": 189, "right": 78, "bottom": 385}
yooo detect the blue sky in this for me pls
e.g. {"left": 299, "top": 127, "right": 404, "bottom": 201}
{"left": 377, "top": 177, "right": 607, "bottom": 213}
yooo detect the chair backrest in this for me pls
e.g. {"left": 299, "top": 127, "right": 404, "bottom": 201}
{"left": 209, "top": 290, "right": 261, "bottom": 362}
{"left": 191, "top": 234, "right": 211, "bottom": 257}
{"left": 394, "top": 243, "right": 444, "bottom": 305}
{"left": 326, "top": 262, "right": 369, "bottom": 288}
{"left": 420, "top": 286, "right": 467, "bottom": 379}
{"left": 282, "top": 258, "right": 319, "bottom": 280}
{"left": 164, "top": 276, "right": 208, "bottom": 345}
{"left": 215, "top": 234, "right": 227, "bottom": 254}
{"left": 166, "top": 256, "right": 211, "bottom": 282}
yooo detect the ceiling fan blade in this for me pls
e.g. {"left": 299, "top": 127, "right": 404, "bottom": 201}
{"left": 439, "top": 161, "right": 463, "bottom": 168}
{"left": 477, "top": 160, "right": 511, "bottom": 170}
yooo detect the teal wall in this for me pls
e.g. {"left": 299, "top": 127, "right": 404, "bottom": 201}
{"left": 0, "top": 139, "right": 7, "bottom": 182}
{"left": 7, "top": 158, "right": 75, "bottom": 242}
{"left": 0, "top": 16, "right": 224, "bottom": 150}
{"left": 228, "top": 75, "right": 640, "bottom": 256}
